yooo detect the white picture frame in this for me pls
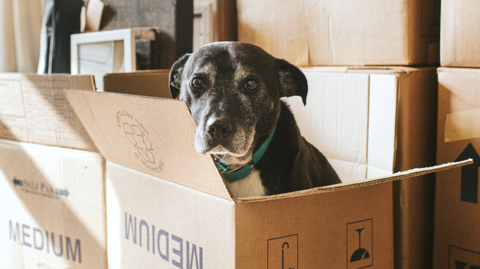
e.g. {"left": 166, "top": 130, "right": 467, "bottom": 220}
{"left": 71, "top": 29, "right": 136, "bottom": 91}
{"left": 194, "top": 3, "right": 214, "bottom": 51}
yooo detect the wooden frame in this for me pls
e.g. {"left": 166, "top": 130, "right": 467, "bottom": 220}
{"left": 70, "top": 29, "right": 136, "bottom": 90}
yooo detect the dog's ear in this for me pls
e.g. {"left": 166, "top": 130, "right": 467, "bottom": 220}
{"left": 169, "top": 53, "right": 191, "bottom": 99}
{"left": 276, "top": 59, "right": 308, "bottom": 105}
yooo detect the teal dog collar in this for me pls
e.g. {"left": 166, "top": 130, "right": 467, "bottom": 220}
{"left": 215, "top": 127, "right": 276, "bottom": 182}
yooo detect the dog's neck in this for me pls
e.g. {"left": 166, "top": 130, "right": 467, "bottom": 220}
{"left": 214, "top": 129, "right": 272, "bottom": 171}
{"left": 214, "top": 153, "right": 252, "bottom": 171}
{"left": 213, "top": 127, "right": 276, "bottom": 183}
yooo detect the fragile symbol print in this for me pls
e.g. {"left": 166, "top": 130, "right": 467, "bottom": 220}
{"left": 347, "top": 219, "right": 373, "bottom": 269}
{"left": 350, "top": 229, "right": 370, "bottom": 262}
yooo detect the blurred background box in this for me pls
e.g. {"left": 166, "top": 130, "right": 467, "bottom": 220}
{"left": 237, "top": 0, "right": 440, "bottom": 66}
{"left": 99, "top": 0, "right": 193, "bottom": 69}
{"left": 440, "top": 0, "right": 480, "bottom": 67}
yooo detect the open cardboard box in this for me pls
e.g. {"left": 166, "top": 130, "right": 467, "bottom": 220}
{"left": 64, "top": 67, "right": 470, "bottom": 268}
{"left": 102, "top": 66, "right": 443, "bottom": 268}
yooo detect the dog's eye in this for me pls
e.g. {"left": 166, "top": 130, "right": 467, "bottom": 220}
{"left": 192, "top": 78, "right": 205, "bottom": 89}
{"left": 245, "top": 80, "right": 258, "bottom": 91}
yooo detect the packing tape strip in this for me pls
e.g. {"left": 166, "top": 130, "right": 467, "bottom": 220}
{"left": 254, "top": 32, "right": 272, "bottom": 55}
{"left": 445, "top": 108, "right": 480, "bottom": 142}
{"left": 289, "top": 37, "right": 309, "bottom": 66}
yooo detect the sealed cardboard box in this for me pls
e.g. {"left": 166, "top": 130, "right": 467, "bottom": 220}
{"left": 440, "top": 0, "right": 480, "bottom": 67}
{"left": 64, "top": 66, "right": 464, "bottom": 268}
{"left": 0, "top": 73, "right": 96, "bottom": 151}
{"left": 237, "top": 0, "right": 440, "bottom": 66}
{"left": 434, "top": 67, "right": 480, "bottom": 268}
{"left": 0, "top": 139, "right": 106, "bottom": 268}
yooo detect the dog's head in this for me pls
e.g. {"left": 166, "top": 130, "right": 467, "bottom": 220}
{"left": 169, "top": 42, "right": 307, "bottom": 160}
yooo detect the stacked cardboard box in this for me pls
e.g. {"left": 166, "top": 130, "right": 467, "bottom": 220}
{"left": 0, "top": 73, "right": 107, "bottom": 268}
{"left": 237, "top": 0, "right": 440, "bottom": 66}
{"left": 236, "top": 1, "right": 442, "bottom": 268}
{"left": 434, "top": 1, "right": 480, "bottom": 268}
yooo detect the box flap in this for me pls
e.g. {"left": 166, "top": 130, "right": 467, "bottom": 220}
{"left": 366, "top": 74, "right": 398, "bottom": 178}
{"left": 238, "top": 159, "right": 473, "bottom": 202}
{"left": 0, "top": 73, "right": 97, "bottom": 151}
{"left": 64, "top": 90, "right": 233, "bottom": 201}
{"left": 103, "top": 70, "right": 172, "bottom": 98}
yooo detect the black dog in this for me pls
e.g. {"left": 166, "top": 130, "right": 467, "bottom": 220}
{"left": 169, "top": 42, "right": 340, "bottom": 199}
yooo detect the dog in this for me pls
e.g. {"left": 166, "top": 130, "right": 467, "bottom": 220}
{"left": 169, "top": 42, "right": 341, "bottom": 199}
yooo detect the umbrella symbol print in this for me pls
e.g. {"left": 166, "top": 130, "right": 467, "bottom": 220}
{"left": 123, "top": 123, "right": 155, "bottom": 163}
{"left": 350, "top": 228, "right": 370, "bottom": 262}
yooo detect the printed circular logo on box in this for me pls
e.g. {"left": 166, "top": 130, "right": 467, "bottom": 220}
{"left": 116, "top": 111, "right": 164, "bottom": 173}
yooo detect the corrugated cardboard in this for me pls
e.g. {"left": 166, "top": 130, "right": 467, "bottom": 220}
{"left": 440, "top": 0, "right": 480, "bottom": 68}
{"left": 103, "top": 70, "right": 172, "bottom": 98}
{"left": 64, "top": 68, "right": 468, "bottom": 267}
{"left": 0, "top": 73, "right": 97, "bottom": 151}
{"left": 106, "top": 160, "right": 466, "bottom": 268}
{"left": 0, "top": 139, "right": 106, "bottom": 268}
{"left": 237, "top": 0, "right": 440, "bottom": 66}
{"left": 434, "top": 67, "right": 480, "bottom": 268}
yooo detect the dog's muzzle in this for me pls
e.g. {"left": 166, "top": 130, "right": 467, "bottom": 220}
{"left": 206, "top": 117, "right": 234, "bottom": 141}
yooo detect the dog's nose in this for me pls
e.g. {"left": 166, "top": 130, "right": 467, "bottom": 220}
{"left": 207, "top": 119, "right": 233, "bottom": 140}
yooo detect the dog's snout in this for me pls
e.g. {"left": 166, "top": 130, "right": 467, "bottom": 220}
{"left": 207, "top": 118, "right": 233, "bottom": 140}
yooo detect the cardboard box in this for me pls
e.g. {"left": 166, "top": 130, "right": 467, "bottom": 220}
{"left": 237, "top": 0, "right": 440, "bottom": 66}
{"left": 298, "top": 67, "right": 439, "bottom": 269}
{"left": 63, "top": 66, "right": 467, "bottom": 267}
{"left": 0, "top": 73, "right": 97, "bottom": 151}
{"left": 0, "top": 139, "right": 106, "bottom": 268}
{"left": 440, "top": 0, "right": 480, "bottom": 68}
{"left": 106, "top": 67, "right": 438, "bottom": 267}
{"left": 434, "top": 67, "right": 480, "bottom": 268}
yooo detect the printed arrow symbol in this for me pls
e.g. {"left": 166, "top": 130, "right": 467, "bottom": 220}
{"left": 57, "top": 188, "right": 69, "bottom": 198}
{"left": 13, "top": 178, "right": 23, "bottom": 186}
{"left": 455, "top": 260, "right": 468, "bottom": 269}
{"left": 453, "top": 260, "right": 480, "bottom": 269}
{"left": 455, "top": 143, "right": 480, "bottom": 204}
